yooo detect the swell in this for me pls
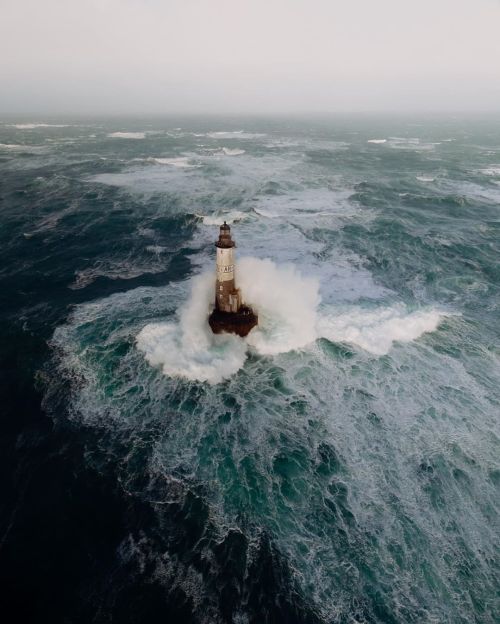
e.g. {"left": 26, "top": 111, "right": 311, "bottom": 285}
{"left": 3, "top": 117, "right": 500, "bottom": 624}
{"left": 45, "top": 263, "right": 486, "bottom": 623}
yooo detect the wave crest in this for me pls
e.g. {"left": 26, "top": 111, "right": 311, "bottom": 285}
{"left": 137, "top": 258, "right": 446, "bottom": 383}
{"left": 108, "top": 132, "right": 146, "bottom": 139}
{"left": 137, "top": 258, "right": 320, "bottom": 383}
{"left": 318, "top": 304, "right": 446, "bottom": 355}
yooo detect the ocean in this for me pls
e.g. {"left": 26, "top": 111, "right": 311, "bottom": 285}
{"left": 0, "top": 116, "right": 498, "bottom": 623}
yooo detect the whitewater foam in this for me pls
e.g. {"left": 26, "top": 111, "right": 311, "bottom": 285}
{"left": 253, "top": 188, "right": 360, "bottom": 223}
{"left": 136, "top": 272, "right": 247, "bottom": 383}
{"left": 31, "top": 117, "right": 499, "bottom": 623}
{"left": 206, "top": 131, "right": 266, "bottom": 140}
{"left": 149, "top": 156, "right": 200, "bottom": 168}
{"left": 137, "top": 258, "right": 320, "bottom": 383}
{"left": 318, "top": 304, "right": 446, "bottom": 355}
{"left": 385, "top": 137, "right": 438, "bottom": 151}
{"left": 480, "top": 167, "right": 500, "bottom": 176}
{"left": 239, "top": 258, "right": 320, "bottom": 355}
{"left": 108, "top": 132, "right": 146, "bottom": 139}
{"left": 220, "top": 147, "right": 246, "bottom": 156}
{"left": 146, "top": 245, "right": 169, "bottom": 254}
{"left": 11, "top": 123, "right": 69, "bottom": 129}
{"left": 199, "top": 211, "right": 248, "bottom": 226}
{"left": 137, "top": 258, "right": 446, "bottom": 383}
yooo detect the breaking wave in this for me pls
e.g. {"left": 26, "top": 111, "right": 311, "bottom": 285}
{"left": 149, "top": 156, "right": 200, "bottom": 168}
{"left": 0, "top": 143, "right": 25, "bottom": 150}
{"left": 365, "top": 136, "right": 440, "bottom": 151}
{"left": 11, "top": 123, "right": 70, "bottom": 129}
{"left": 137, "top": 258, "right": 446, "bottom": 384}
{"left": 198, "top": 210, "right": 248, "bottom": 226}
{"left": 480, "top": 166, "right": 500, "bottom": 176}
{"left": 206, "top": 130, "right": 266, "bottom": 139}
{"left": 8, "top": 116, "right": 498, "bottom": 624}
{"left": 136, "top": 258, "right": 320, "bottom": 383}
{"left": 318, "top": 304, "right": 446, "bottom": 356}
{"left": 220, "top": 147, "right": 246, "bottom": 156}
{"left": 108, "top": 132, "right": 146, "bottom": 139}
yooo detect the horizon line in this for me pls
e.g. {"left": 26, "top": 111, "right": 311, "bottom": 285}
{"left": 2, "top": 110, "right": 500, "bottom": 119}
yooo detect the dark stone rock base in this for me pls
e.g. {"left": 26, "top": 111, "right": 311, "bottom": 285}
{"left": 208, "top": 306, "right": 258, "bottom": 337}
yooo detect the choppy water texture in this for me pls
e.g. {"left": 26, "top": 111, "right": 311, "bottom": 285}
{"left": 0, "top": 116, "right": 499, "bottom": 623}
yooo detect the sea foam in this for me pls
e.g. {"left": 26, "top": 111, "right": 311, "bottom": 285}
{"left": 137, "top": 258, "right": 446, "bottom": 383}
{"left": 220, "top": 147, "right": 246, "bottom": 156}
{"left": 11, "top": 123, "right": 69, "bottom": 129}
{"left": 206, "top": 131, "right": 266, "bottom": 140}
{"left": 137, "top": 258, "right": 320, "bottom": 383}
{"left": 199, "top": 211, "right": 248, "bottom": 226}
{"left": 480, "top": 167, "right": 500, "bottom": 176}
{"left": 149, "top": 157, "right": 200, "bottom": 168}
{"left": 108, "top": 132, "right": 146, "bottom": 139}
{"left": 318, "top": 304, "right": 445, "bottom": 355}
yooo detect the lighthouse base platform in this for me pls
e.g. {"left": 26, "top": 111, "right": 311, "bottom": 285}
{"left": 208, "top": 305, "right": 258, "bottom": 338}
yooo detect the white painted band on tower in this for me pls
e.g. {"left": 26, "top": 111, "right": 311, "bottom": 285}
{"left": 216, "top": 247, "right": 235, "bottom": 282}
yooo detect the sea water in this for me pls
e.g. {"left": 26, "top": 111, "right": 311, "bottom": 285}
{"left": 0, "top": 116, "right": 498, "bottom": 623}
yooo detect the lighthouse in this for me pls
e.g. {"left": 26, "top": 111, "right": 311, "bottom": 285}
{"left": 208, "top": 222, "right": 258, "bottom": 337}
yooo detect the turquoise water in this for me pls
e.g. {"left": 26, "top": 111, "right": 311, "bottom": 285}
{"left": 1, "top": 116, "right": 499, "bottom": 623}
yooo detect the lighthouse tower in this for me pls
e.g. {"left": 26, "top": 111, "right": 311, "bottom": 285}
{"left": 208, "top": 222, "right": 258, "bottom": 337}
{"left": 214, "top": 221, "right": 241, "bottom": 313}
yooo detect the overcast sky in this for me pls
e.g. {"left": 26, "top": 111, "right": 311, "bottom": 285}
{"left": 2, "top": 0, "right": 500, "bottom": 114}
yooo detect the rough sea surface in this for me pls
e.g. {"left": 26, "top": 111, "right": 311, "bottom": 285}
{"left": 0, "top": 116, "right": 498, "bottom": 623}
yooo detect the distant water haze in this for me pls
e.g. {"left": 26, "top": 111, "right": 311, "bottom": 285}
{"left": 2, "top": 0, "right": 500, "bottom": 114}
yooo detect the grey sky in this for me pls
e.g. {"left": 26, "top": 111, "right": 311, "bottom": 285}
{"left": 2, "top": 0, "right": 500, "bottom": 114}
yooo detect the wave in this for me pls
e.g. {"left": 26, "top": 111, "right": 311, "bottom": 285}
{"left": 137, "top": 258, "right": 319, "bottom": 383}
{"left": 445, "top": 179, "right": 500, "bottom": 204}
{"left": 387, "top": 137, "right": 438, "bottom": 151}
{"left": 149, "top": 156, "right": 200, "bottom": 168}
{"left": 38, "top": 119, "right": 499, "bottom": 622}
{"left": 137, "top": 258, "right": 446, "bottom": 383}
{"left": 108, "top": 132, "right": 146, "bottom": 139}
{"left": 220, "top": 147, "right": 246, "bottom": 156}
{"left": 318, "top": 304, "right": 446, "bottom": 356}
{"left": 11, "top": 123, "right": 70, "bottom": 129}
{"left": 253, "top": 188, "right": 359, "bottom": 223}
{"left": 206, "top": 131, "right": 266, "bottom": 139}
{"left": 129, "top": 156, "right": 202, "bottom": 168}
{"left": 480, "top": 167, "right": 500, "bottom": 176}
{"left": 198, "top": 210, "right": 248, "bottom": 226}
{"left": 367, "top": 138, "right": 438, "bottom": 151}
{"left": 137, "top": 272, "right": 246, "bottom": 384}
{"left": 197, "top": 147, "right": 245, "bottom": 156}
